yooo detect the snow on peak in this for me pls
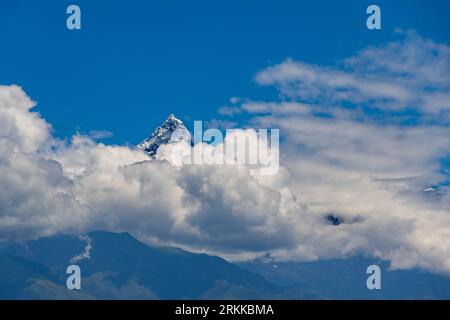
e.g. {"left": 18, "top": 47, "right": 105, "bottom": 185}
{"left": 137, "top": 114, "right": 189, "bottom": 157}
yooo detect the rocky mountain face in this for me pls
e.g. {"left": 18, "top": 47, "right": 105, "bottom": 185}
{"left": 1, "top": 231, "right": 314, "bottom": 299}
{"left": 137, "top": 114, "right": 190, "bottom": 157}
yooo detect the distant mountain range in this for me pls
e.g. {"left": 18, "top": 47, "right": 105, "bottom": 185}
{"left": 1, "top": 230, "right": 450, "bottom": 299}
{"left": 0, "top": 231, "right": 314, "bottom": 299}
{"left": 240, "top": 257, "right": 450, "bottom": 299}
{"left": 2, "top": 115, "right": 450, "bottom": 300}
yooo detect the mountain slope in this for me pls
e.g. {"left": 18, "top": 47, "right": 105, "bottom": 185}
{"left": 240, "top": 257, "right": 450, "bottom": 299}
{"left": 3, "top": 231, "right": 315, "bottom": 299}
{"left": 137, "top": 114, "right": 190, "bottom": 157}
{"left": 4, "top": 232, "right": 450, "bottom": 299}
{"left": 0, "top": 252, "right": 92, "bottom": 299}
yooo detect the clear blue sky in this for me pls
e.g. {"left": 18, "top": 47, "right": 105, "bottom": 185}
{"left": 1, "top": 0, "right": 449, "bottom": 144}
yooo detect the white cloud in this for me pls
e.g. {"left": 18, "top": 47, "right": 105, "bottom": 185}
{"left": 88, "top": 130, "right": 113, "bottom": 140}
{"left": 70, "top": 235, "right": 93, "bottom": 263}
{"left": 249, "top": 113, "right": 450, "bottom": 272}
{"left": 223, "top": 33, "right": 450, "bottom": 274}
{"left": 0, "top": 85, "right": 50, "bottom": 153}
{"left": 218, "top": 105, "right": 242, "bottom": 116}
{"left": 0, "top": 85, "right": 302, "bottom": 261}
{"left": 255, "top": 32, "right": 450, "bottom": 115}
{"left": 242, "top": 101, "right": 311, "bottom": 115}
{"left": 1, "top": 32, "right": 450, "bottom": 276}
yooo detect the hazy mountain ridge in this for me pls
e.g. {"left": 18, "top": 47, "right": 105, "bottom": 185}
{"left": 2, "top": 231, "right": 450, "bottom": 299}
{"left": 1, "top": 231, "right": 315, "bottom": 300}
{"left": 240, "top": 257, "right": 450, "bottom": 300}
{"left": 0, "top": 252, "right": 93, "bottom": 299}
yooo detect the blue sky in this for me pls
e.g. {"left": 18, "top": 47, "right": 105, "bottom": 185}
{"left": 1, "top": 0, "right": 450, "bottom": 145}
{"left": 2, "top": 1, "right": 450, "bottom": 275}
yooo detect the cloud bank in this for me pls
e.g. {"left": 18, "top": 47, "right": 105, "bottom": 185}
{"left": 219, "top": 33, "right": 450, "bottom": 274}
{"left": 1, "top": 33, "right": 450, "bottom": 275}
{"left": 255, "top": 31, "right": 450, "bottom": 115}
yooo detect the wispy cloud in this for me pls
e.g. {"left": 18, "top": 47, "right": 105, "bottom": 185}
{"left": 255, "top": 31, "right": 450, "bottom": 116}
{"left": 88, "top": 130, "right": 114, "bottom": 140}
{"left": 70, "top": 235, "right": 93, "bottom": 263}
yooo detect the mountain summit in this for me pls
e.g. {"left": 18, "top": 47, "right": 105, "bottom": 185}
{"left": 137, "top": 114, "right": 189, "bottom": 157}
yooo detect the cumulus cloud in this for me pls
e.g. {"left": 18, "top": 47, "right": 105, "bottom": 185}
{"left": 0, "top": 85, "right": 50, "bottom": 152}
{"left": 1, "top": 32, "right": 450, "bottom": 275}
{"left": 0, "top": 85, "right": 302, "bottom": 262}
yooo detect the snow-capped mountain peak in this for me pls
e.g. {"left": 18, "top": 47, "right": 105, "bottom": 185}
{"left": 137, "top": 114, "right": 190, "bottom": 157}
